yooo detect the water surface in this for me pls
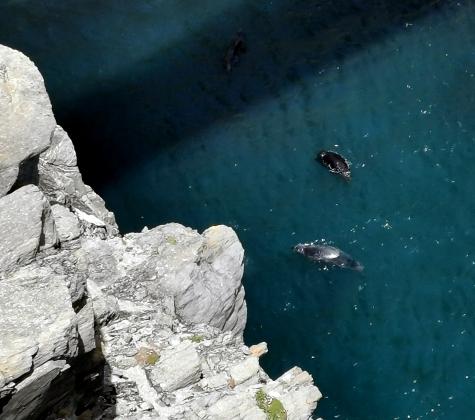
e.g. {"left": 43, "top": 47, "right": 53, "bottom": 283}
{"left": 2, "top": 1, "right": 475, "bottom": 418}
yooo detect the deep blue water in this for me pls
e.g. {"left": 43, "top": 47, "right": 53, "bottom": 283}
{"left": 2, "top": 1, "right": 475, "bottom": 418}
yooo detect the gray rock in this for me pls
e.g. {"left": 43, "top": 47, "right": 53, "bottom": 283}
{"left": 0, "top": 166, "right": 19, "bottom": 197}
{"left": 207, "top": 393, "right": 266, "bottom": 420}
{"left": 174, "top": 225, "right": 247, "bottom": 336}
{"left": 39, "top": 249, "right": 89, "bottom": 307}
{"left": 229, "top": 357, "right": 260, "bottom": 386}
{"left": 0, "top": 45, "right": 55, "bottom": 197}
{"left": 1, "top": 360, "right": 67, "bottom": 420}
{"left": 148, "top": 341, "right": 201, "bottom": 392}
{"left": 87, "top": 278, "right": 119, "bottom": 325}
{"left": 200, "top": 372, "right": 228, "bottom": 390}
{"left": 39, "top": 125, "right": 77, "bottom": 167}
{"left": 80, "top": 224, "right": 246, "bottom": 336}
{"left": 0, "top": 266, "right": 78, "bottom": 384}
{"left": 0, "top": 185, "right": 58, "bottom": 273}
{"left": 264, "top": 367, "right": 322, "bottom": 420}
{"left": 38, "top": 125, "right": 117, "bottom": 232}
{"left": 249, "top": 342, "right": 268, "bottom": 358}
{"left": 76, "top": 300, "right": 96, "bottom": 354}
{"left": 51, "top": 204, "right": 81, "bottom": 242}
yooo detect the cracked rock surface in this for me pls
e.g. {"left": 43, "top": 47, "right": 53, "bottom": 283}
{"left": 0, "top": 44, "right": 322, "bottom": 419}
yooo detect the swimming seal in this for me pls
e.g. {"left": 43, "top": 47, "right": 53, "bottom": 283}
{"left": 224, "top": 31, "right": 246, "bottom": 72}
{"left": 317, "top": 150, "right": 351, "bottom": 180}
{"left": 294, "top": 243, "right": 364, "bottom": 271}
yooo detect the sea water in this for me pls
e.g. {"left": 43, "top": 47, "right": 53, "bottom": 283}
{"left": 2, "top": 1, "right": 475, "bottom": 418}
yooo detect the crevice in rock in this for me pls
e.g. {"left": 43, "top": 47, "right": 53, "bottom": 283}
{"left": 0, "top": 389, "right": 15, "bottom": 415}
{"left": 8, "top": 155, "right": 40, "bottom": 194}
{"left": 72, "top": 294, "right": 88, "bottom": 314}
{"left": 40, "top": 337, "right": 117, "bottom": 419}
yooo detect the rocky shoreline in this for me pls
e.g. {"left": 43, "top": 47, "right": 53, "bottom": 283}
{"left": 0, "top": 44, "right": 321, "bottom": 419}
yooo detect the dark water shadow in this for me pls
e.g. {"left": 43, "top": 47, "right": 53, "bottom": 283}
{"left": 0, "top": 0, "right": 447, "bottom": 189}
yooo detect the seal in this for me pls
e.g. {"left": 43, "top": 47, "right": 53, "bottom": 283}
{"left": 317, "top": 150, "right": 351, "bottom": 180}
{"left": 224, "top": 31, "right": 246, "bottom": 72}
{"left": 294, "top": 243, "right": 364, "bottom": 271}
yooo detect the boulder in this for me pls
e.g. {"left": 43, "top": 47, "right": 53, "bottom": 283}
{"left": 229, "top": 357, "right": 260, "bottom": 386}
{"left": 174, "top": 225, "right": 247, "bottom": 335}
{"left": 148, "top": 341, "right": 201, "bottom": 392}
{"left": 0, "top": 44, "right": 55, "bottom": 197}
{"left": 0, "top": 185, "right": 58, "bottom": 273}
{"left": 249, "top": 342, "right": 268, "bottom": 358}
{"left": 0, "top": 266, "right": 78, "bottom": 385}
{"left": 263, "top": 367, "right": 322, "bottom": 420}
{"left": 51, "top": 204, "right": 81, "bottom": 242}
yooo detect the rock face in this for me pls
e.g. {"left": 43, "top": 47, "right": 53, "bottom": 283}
{"left": 38, "top": 125, "right": 117, "bottom": 231}
{"left": 0, "top": 44, "right": 322, "bottom": 419}
{"left": 0, "top": 185, "right": 58, "bottom": 272}
{"left": 0, "top": 45, "right": 55, "bottom": 197}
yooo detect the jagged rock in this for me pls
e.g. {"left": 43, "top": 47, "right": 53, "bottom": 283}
{"left": 51, "top": 204, "right": 81, "bottom": 242}
{"left": 0, "top": 185, "right": 58, "bottom": 273}
{"left": 263, "top": 367, "right": 322, "bottom": 420}
{"left": 174, "top": 225, "right": 247, "bottom": 335}
{"left": 148, "top": 341, "right": 201, "bottom": 392}
{"left": 0, "top": 45, "right": 55, "bottom": 198}
{"left": 87, "top": 279, "right": 119, "bottom": 325}
{"left": 76, "top": 301, "right": 96, "bottom": 354}
{"left": 249, "top": 342, "right": 268, "bottom": 358}
{"left": 0, "top": 166, "right": 19, "bottom": 197}
{"left": 207, "top": 392, "right": 266, "bottom": 420}
{"left": 200, "top": 372, "right": 228, "bottom": 390}
{"left": 229, "top": 357, "right": 260, "bottom": 386}
{"left": 38, "top": 249, "right": 89, "bottom": 306}
{"left": 1, "top": 360, "right": 68, "bottom": 420}
{"left": 38, "top": 125, "right": 117, "bottom": 232}
{"left": 79, "top": 223, "right": 246, "bottom": 336}
{"left": 0, "top": 266, "right": 78, "bottom": 385}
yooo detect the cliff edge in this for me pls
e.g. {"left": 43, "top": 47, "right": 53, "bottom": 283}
{"left": 0, "top": 44, "right": 321, "bottom": 420}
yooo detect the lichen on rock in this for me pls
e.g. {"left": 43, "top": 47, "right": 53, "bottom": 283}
{"left": 256, "top": 388, "right": 288, "bottom": 420}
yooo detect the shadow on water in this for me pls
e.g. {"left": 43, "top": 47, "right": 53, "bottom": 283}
{"left": 0, "top": 0, "right": 455, "bottom": 418}
{"left": 0, "top": 0, "right": 447, "bottom": 189}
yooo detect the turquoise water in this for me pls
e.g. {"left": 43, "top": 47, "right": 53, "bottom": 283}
{"left": 2, "top": 1, "right": 475, "bottom": 418}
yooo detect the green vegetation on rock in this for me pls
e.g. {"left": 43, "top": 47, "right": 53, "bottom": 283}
{"left": 134, "top": 347, "right": 160, "bottom": 366}
{"left": 190, "top": 334, "right": 204, "bottom": 343}
{"left": 166, "top": 236, "right": 177, "bottom": 245}
{"left": 255, "top": 389, "right": 287, "bottom": 420}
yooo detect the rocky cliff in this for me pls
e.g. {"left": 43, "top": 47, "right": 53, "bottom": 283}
{"left": 0, "top": 44, "right": 321, "bottom": 419}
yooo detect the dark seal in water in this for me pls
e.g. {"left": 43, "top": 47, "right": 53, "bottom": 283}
{"left": 317, "top": 150, "right": 351, "bottom": 180}
{"left": 224, "top": 31, "right": 246, "bottom": 72}
{"left": 294, "top": 243, "right": 364, "bottom": 271}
